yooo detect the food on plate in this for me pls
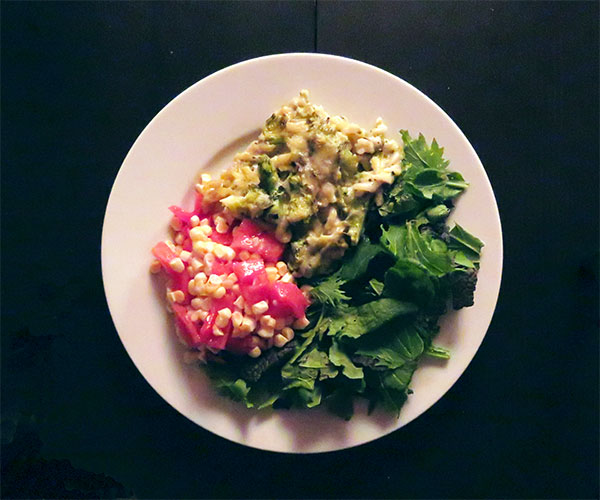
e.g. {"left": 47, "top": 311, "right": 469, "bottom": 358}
{"left": 151, "top": 90, "right": 484, "bottom": 419}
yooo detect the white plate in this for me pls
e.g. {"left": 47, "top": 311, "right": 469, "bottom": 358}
{"left": 102, "top": 53, "right": 502, "bottom": 453}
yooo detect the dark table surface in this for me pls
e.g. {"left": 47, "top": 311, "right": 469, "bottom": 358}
{"left": 2, "top": 2, "right": 598, "bottom": 499}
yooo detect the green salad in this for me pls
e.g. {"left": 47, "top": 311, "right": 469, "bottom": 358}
{"left": 202, "top": 119, "right": 484, "bottom": 420}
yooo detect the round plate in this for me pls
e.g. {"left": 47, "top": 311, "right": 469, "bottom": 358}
{"left": 102, "top": 53, "right": 502, "bottom": 453}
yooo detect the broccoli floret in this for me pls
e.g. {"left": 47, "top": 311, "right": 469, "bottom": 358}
{"left": 448, "top": 268, "right": 478, "bottom": 309}
{"left": 258, "top": 155, "right": 279, "bottom": 194}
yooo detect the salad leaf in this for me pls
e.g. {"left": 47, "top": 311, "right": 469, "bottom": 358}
{"left": 401, "top": 130, "right": 450, "bottom": 171}
{"left": 309, "top": 275, "right": 349, "bottom": 308}
{"left": 328, "top": 299, "right": 417, "bottom": 339}
{"left": 381, "top": 221, "right": 453, "bottom": 277}
{"left": 448, "top": 224, "right": 484, "bottom": 265}
{"left": 337, "top": 239, "right": 385, "bottom": 282}
{"left": 354, "top": 321, "right": 425, "bottom": 369}
{"left": 329, "top": 340, "right": 364, "bottom": 379}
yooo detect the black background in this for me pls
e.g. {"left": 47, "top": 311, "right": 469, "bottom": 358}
{"left": 2, "top": 2, "right": 598, "bottom": 499}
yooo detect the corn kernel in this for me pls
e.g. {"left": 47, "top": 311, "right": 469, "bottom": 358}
{"left": 281, "top": 327, "right": 295, "bottom": 341}
{"left": 223, "top": 247, "right": 236, "bottom": 261}
{"left": 293, "top": 317, "right": 309, "bottom": 329}
{"left": 189, "top": 226, "right": 208, "bottom": 241}
{"left": 201, "top": 173, "right": 212, "bottom": 183}
{"left": 167, "top": 290, "right": 185, "bottom": 304}
{"left": 232, "top": 284, "right": 241, "bottom": 294}
{"left": 251, "top": 300, "right": 269, "bottom": 315}
{"left": 274, "top": 318, "right": 287, "bottom": 330}
{"left": 190, "top": 215, "right": 200, "bottom": 227}
{"left": 188, "top": 279, "right": 197, "bottom": 295}
{"left": 265, "top": 266, "right": 278, "bottom": 282}
{"left": 213, "top": 326, "right": 225, "bottom": 337}
{"left": 174, "top": 233, "right": 184, "bottom": 245}
{"left": 213, "top": 286, "right": 226, "bottom": 299}
{"left": 280, "top": 272, "right": 293, "bottom": 283}
{"left": 239, "top": 250, "right": 251, "bottom": 260}
{"left": 257, "top": 327, "right": 274, "bottom": 339}
{"left": 214, "top": 216, "right": 229, "bottom": 234}
{"left": 217, "top": 307, "right": 232, "bottom": 321}
{"left": 233, "top": 295, "right": 245, "bottom": 309}
{"left": 149, "top": 260, "right": 161, "bottom": 273}
{"left": 273, "top": 334, "right": 288, "bottom": 348}
{"left": 227, "top": 273, "right": 238, "bottom": 283}
{"left": 248, "top": 346, "right": 261, "bottom": 358}
{"left": 189, "top": 258, "right": 203, "bottom": 274}
{"left": 208, "top": 274, "right": 222, "bottom": 286}
{"left": 164, "top": 240, "right": 176, "bottom": 252}
{"left": 191, "top": 298, "right": 210, "bottom": 310}
{"left": 260, "top": 315, "right": 276, "bottom": 329}
{"left": 214, "top": 245, "right": 226, "bottom": 259}
{"left": 194, "top": 272, "right": 207, "bottom": 284}
{"left": 231, "top": 311, "right": 244, "bottom": 328}
{"left": 204, "top": 253, "right": 215, "bottom": 267}
{"left": 240, "top": 317, "right": 256, "bottom": 334}
{"left": 179, "top": 250, "right": 192, "bottom": 262}
{"left": 168, "top": 258, "right": 184, "bottom": 273}
{"left": 275, "top": 261, "right": 288, "bottom": 274}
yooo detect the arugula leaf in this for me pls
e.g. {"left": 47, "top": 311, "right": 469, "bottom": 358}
{"left": 329, "top": 340, "right": 364, "bottom": 379}
{"left": 401, "top": 130, "right": 450, "bottom": 171}
{"left": 354, "top": 321, "right": 425, "bottom": 369}
{"left": 309, "top": 275, "right": 349, "bottom": 308}
{"left": 281, "top": 363, "right": 318, "bottom": 391}
{"left": 448, "top": 224, "right": 484, "bottom": 265}
{"left": 328, "top": 299, "right": 417, "bottom": 339}
{"left": 337, "top": 240, "right": 385, "bottom": 282}
{"left": 384, "top": 260, "right": 437, "bottom": 307}
{"left": 299, "top": 348, "right": 329, "bottom": 369}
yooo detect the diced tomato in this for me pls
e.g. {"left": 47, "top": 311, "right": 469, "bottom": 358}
{"left": 170, "top": 270, "right": 191, "bottom": 304}
{"left": 172, "top": 304, "right": 203, "bottom": 347}
{"left": 152, "top": 241, "right": 178, "bottom": 274}
{"left": 211, "top": 292, "right": 235, "bottom": 312}
{"left": 209, "top": 230, "right": 234, "bottom": 246}
{"left": 232, "top": 259, "right": 266, "bottom": 286}
{"left": 241, "top": 278, "right": 272, "bottom": 306}
{"left": 231, "top": 219, "right": 284, "bottom": 262}
{"left": 199, "top": 313, "right": 230, "bottom": 350}
{"left": 211, "top": 260, "right": 233, "bottom": 276}
{"left": 268, "top": 281, "right": 308, "bottom": 319}
{"left": 169, "top": 205, "right": 195, "bottom": 225}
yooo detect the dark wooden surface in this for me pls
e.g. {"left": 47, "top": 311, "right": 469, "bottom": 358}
{"left": 2, "top": 2, "right": 598, "bottom": 498}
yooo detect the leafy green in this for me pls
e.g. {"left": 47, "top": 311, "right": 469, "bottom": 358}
{"left": 379, "top": 130, "right": 468, "bottom": 219}
{"left": 329, "top": 340, "right": 364, "bottom": 379}
{"left": 337, "top": 239, "right": 385, "bottom": 281}
{"left": 401, "top": 130, "right": 449, "bottom": 171}
{"left": 448, "top": 224, "right": 484, "bottom": 265}
{"left": 328, "top": 299, "right": 417, "bottom": 339}
{"left": 309, "top": 275, "right": 349, "bottom": 308}
{"left": 201, "top": 130, "right": 483, "bottom": 421}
